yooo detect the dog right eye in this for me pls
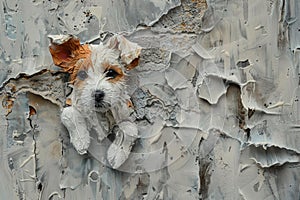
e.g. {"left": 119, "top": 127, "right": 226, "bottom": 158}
{"left": 77, "top": 70, "right": 88, "bottom": 80}
{"left": 105, "top": 69, "right": 118, "bottom": 79}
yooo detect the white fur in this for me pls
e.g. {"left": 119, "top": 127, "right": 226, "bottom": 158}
{"left": 59, "top": 35, "right": 141, "bottom": 169}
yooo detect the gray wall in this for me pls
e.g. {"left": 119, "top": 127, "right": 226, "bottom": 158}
{"left": 0, "top": 0, "right": 299, "bottom": 199}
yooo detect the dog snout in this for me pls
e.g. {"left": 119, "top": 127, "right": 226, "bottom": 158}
{"left": 94, "top": 90, "right": 105, "bottom": 102}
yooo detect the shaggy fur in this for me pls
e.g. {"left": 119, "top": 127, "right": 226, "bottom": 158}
{"left": 49, "top": 34, "right": 141, "bottom": 169}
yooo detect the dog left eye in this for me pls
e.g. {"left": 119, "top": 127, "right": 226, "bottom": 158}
{"left": 105, "top": 69, "right": 118, "bottom": 79}
{"left": 77, "top": 70, "right": 88, "bottom": 80}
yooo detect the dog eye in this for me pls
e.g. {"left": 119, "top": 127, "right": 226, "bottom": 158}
{"left": 77, "top": 70, "right": 88, "bottom": 80}
{"left": 105, "top": 69, "right": 118, "bottom": 79}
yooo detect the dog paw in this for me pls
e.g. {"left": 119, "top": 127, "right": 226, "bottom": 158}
{"left": 70, "top": 136, "right": 90, "bottom": 155}
{"left": 107, "top": 121, "right": 138, "bottom": 169}
{"left": 107, "top": 143, "right": 130, "bottom": 169}
{"left": 61, "top": 106, "right": 90, "bottom": 155}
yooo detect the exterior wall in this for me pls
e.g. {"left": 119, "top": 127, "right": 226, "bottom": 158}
{"left": 0, "top": 0, "right": 299, "bottom": 199}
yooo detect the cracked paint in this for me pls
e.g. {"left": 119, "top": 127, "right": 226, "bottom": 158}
{"left": 0, "top": 0, "right": 300, "bottom": 199}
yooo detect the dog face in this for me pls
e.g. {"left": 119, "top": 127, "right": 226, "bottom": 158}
{"left": 75, "top": 45, "right": 127, "bottom": 112}
{"left": 49, "top": 35, "right": 141, "bottom": 112}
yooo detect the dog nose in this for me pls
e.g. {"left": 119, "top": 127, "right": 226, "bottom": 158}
{"left": 94, "top": 90, "right": 105, "bottom": 102}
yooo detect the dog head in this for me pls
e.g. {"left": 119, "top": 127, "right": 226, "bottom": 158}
{"left": 49, "top": 35, "right": 141, "bottom": 112}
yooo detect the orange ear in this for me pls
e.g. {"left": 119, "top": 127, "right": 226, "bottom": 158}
{"left": 48, "top": 35, "right": 91, "bottom": 81}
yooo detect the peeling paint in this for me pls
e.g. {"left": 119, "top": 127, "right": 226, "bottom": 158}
{"left": 0, "top": 0, "right": 300, "bottom": 199}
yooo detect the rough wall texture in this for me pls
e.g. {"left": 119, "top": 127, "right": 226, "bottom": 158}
{"left": 0, "top": 0, "right": 299, "bottom": 199}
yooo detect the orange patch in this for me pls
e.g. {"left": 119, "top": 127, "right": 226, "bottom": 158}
{"left": 126, "top": 57, "right": 140, "bottom": 70}
{"left": 127, "top": 100, "right": 133, "bottom": 108}
{"left": 49, "top": 37, "right": 92, "bottom": 82}
{"left": 72, "top": 58, "right": 92, "bottom": 83}
{"left": 2, "top": 97, "right": 14, "bottom": 115}
{"left": 103, "top": 62, "right": 124, "bottom": 83}
{"left": 66, "top": 98, "right": 72, "bottom": 106}
{"left": 29, "top": 106, "right": 37, "bottom": 116}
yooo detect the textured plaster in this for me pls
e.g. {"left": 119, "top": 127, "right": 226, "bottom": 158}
{"left": 0, "top": 0, "right": 299, "bottom": 199}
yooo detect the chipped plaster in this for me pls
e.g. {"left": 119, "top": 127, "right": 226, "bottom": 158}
{"left": 0, "top": 0, "right": 299, "bottom": 199}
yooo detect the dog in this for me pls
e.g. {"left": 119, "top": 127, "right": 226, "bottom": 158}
{"left": 48, "top": 34, "right": 141, "bottom": 169}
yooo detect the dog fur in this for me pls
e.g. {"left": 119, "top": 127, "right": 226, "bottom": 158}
{"left": 48, "top": 34, "right": 141, "bottom": 169}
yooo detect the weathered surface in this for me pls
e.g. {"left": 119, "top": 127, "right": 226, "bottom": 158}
{"left": 0, "top": 0, "right": 299, "bottom": 199}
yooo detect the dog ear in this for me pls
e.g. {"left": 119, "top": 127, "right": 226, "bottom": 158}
{"left": 48, "top": 35, "right": 91, "bottom": 80}
{"left": 107, "top": 35, "right": 141, "bottom": 70}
